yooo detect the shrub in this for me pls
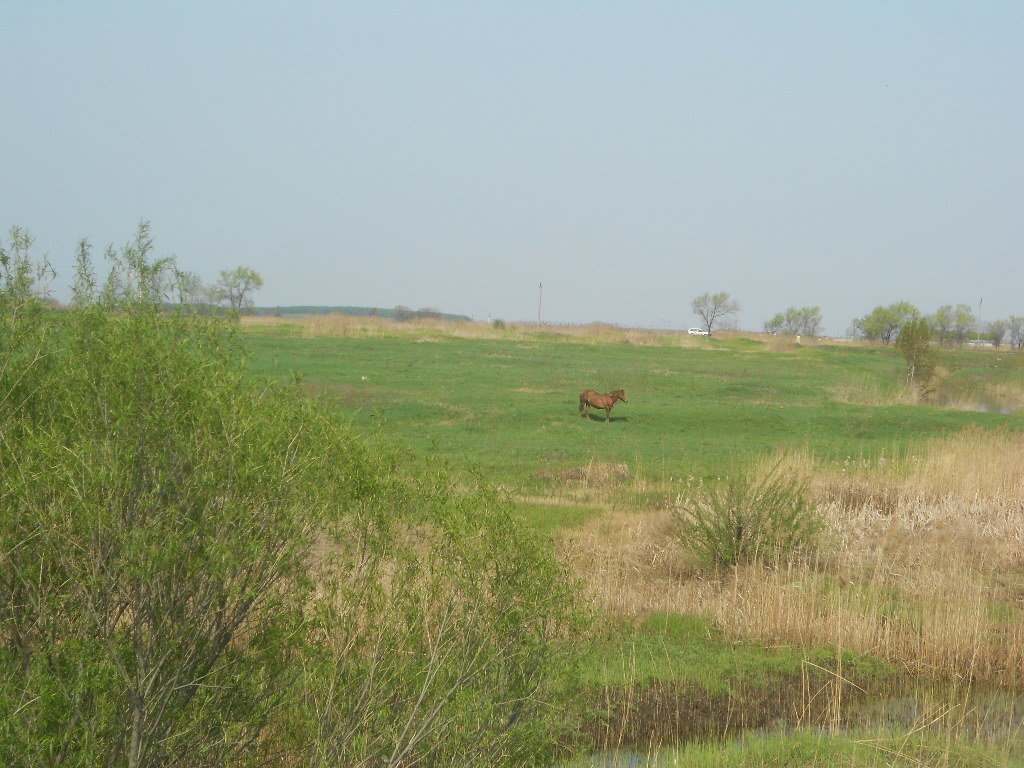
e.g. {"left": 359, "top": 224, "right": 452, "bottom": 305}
{"left": 896, "top": 317, "right": 938, "bottom": 396}
{"left": 673, "top": 463, "right": 822, "bottom": 569}
{"left": 0, "top": 224, "right": 584, "bottom": 767}
{"left": 1, "top": 226, "right": 320, "bottom": 766}
{"left": 297, "top": 478, "right": 585, "bottom": 767}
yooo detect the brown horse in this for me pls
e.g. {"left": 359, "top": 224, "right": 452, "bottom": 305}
{"left": 579, "top": 389, "right": 628, "bottom": 422}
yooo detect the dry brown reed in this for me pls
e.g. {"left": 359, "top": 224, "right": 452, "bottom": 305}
{"left": 714, "top": 331, "right": 826, "bottom": 351}
{"left": 535, "top": 459, "right": 662, "bottom": 512}
{"left": 830, "top": 375, "right": 919, "bottom": 407}
{"left": 940, "top": 382, "right": 1024, "bottom": 414}
{"left": 560, "top": 428, "right": 1024, "bottom": 686}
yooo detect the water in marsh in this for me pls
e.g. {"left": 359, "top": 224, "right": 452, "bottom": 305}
{"left": 578, "top": 683, "right": 1024, "bottom": 767}
{"left": 938, "top": 390, "right": 1015, "bottom": 415}
{"left": 946, "top": 398, "right": 1014, "bottom": 415}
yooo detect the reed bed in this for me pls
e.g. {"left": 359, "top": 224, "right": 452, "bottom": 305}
{"left": 560, "top": 428, "right": 1024, "bottom": 687}
{"left": 830, "top": 375, "right": 920, "bottom": 407}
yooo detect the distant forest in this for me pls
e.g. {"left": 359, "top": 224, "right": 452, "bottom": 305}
{"left": 249, "top": 305, "right": 472, "bottom": 322}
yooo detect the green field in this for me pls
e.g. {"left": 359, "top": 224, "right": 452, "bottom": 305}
{"left": 243, "top": 331, "right": 1021, "bottom": 485}
{"left": 242, "top": 326, "right": 1024, "bottom": 764}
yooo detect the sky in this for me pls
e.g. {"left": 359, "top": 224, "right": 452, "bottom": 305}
{"left": 2, "top": 2, "right": 1021, "bottom": 336}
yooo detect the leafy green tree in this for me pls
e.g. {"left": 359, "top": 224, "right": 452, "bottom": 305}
{"left": 928, "top": 304, "right": 975, "bottom": 346}
{"left": 988, "top": 320, "right": 1008, "bottom": 348}
{"left": 952, "top": 303, "right": 976, "bottom": 344}
{"left": 896, "top": 316, "right": 937, "bottom": 395}
{"left": 930, "top": 304, "right": 955, "bottom": 346}
{"left": 691, "top": 291, "right": 740, "bottom": 336}
{"left": 172, "top": 268, "right": 208, "bottom": 305}
{"left": 764, "top": 306, "right": 823, "bottom": 336}
{"left": 416, "top": 306, "right": 443, "bottom": 320}
{"left": 854, "top": 301, "right": 920, "bottom": 345}
{"left": 1008, "top": 316, "right": 1024, "bottom": 349}
{"left": 214, "top": 265, "right": 264, "bottom": 308}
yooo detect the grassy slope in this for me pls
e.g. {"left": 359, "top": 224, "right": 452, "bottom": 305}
{"left": 242, "top": 333, "right": 1016, "bottom": 484}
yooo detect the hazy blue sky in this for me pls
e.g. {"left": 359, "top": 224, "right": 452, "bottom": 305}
{"left": 3, "top": 2, "right": 1021, "bottom": 334}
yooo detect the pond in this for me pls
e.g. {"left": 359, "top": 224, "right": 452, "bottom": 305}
{"left": 937, "top": 388, "right": 1016, "bottom": 415}
{"left": 575, "top": 682, "right": 1024, "bottom": 767}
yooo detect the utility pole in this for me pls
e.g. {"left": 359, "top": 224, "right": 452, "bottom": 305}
{"left": 537, "top": 282, "right": 543, "bottom": 325}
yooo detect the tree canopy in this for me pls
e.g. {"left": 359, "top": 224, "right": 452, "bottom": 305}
{"left": 854, "top": 302, "right": 920, "bottom": 345}
{"left": 214, "top": 265, "right": 264, "bottom": 308}
{"left": 691, "top": 291, "right": 740, "bottom": 335}
{"left": 764, "top": 306, "right": 823, "bottom": 336}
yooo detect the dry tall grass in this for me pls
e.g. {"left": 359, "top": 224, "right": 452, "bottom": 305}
{"left": 561, "top": 428, "right": 1024, "bottom": 686}
{"left": 239, "top": 314, "right": 789, "bottom": 347}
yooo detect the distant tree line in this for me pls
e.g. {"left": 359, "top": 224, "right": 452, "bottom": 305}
{"left": 177, "top": 266, "right": 264, "bottom": 310}
{"left": 851, "top": 302, "right": 1024, "bottom": 348}
{"left": 683, "top": 288, "right": 1023, "bottom": 351}
{"left": 246, "top": 305, "right": 471, "bottom": 321}
{"left": 394, "top": 305, "right": 444, "bottom": 322}
{"left": 763, "top": 306, "right": 823, "bottom": 336}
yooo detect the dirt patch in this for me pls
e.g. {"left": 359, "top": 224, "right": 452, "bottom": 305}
{"left": 544, "top": 462, "right": 632, "bottom": 487}
{"left": 302, "top": 382, "right": 377, "bottom": 408}
{"left": 435, "top": 404, "right": 476, "bottom": 426}
{"left": 519, "top": 495, "right": 606, "bottom": 510}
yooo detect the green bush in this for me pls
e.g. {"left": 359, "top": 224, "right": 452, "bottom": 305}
{"left": 673, "top": 463, "right": 822, "bottom": 569}
{"left": 297, "top": 478, "right": 584, "bottom": 767}
{"left": 0, "top": 224, "right": 583, "bottom": 767}
{"left": 896, "top": 316, "right": 938, "bottom": 396}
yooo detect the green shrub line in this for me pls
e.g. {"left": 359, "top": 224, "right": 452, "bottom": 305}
{"left": 0, "top": 225, "right": 586, "bottom": 767}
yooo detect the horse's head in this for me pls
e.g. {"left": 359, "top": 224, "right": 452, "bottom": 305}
{"left": 613, "top": 389, "right": 627, "bottom": 403}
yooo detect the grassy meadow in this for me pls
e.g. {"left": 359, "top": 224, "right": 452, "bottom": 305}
{"left": 242, "top": 314, "right": 1024, "bottom": 765}
{"left": 242, "top": 317, "right": 1019, "bottom": 483}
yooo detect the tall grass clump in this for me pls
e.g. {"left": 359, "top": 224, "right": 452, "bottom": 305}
{"left": 673, "top": 462, "right": 823, "bottom": 569}
{"left": 0, "top": 224, "right": 584, "bottom": 767}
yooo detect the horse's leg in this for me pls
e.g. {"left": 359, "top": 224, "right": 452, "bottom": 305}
{"left": 604, "top": 406, "right": 611, "bottom": 423}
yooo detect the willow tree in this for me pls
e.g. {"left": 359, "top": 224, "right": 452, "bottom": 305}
{"left": 896, "top": 316, "right": 937, "bottom": 395}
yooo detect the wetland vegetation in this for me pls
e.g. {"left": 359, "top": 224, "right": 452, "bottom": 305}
{"left": 243, "top": 312, "right": 1024, "bottom": 766}
{"left": 3, "top": 233, "right": 1023, "bottom": 765}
